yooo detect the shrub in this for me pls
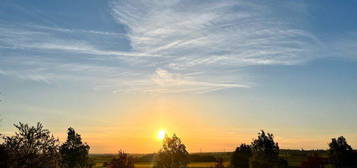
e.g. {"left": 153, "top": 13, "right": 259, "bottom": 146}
{"left": 108, "top": 151, "right": 135, "bottom": 168}
{"left": 231, "top": 144, "right": 252, "bottom": 168}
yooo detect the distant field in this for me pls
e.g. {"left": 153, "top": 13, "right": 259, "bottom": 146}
{"left": 90, "top": 150, "right": 331, "bottom": 168}
{"left": 92, "top": 161, "right": 228, "bottom": 168}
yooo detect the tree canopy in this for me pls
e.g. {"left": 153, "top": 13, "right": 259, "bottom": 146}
{"left": 249, "top": 130, "right": 287, "bottom": 168}
{"left": 2, "top": 122, "right": 60, "bottom": 168}
{"left": 60, "top": 127, "right": 91, "bottom": 168}
{"left": 155, "top": 134, "right": 189, "bottom": 168}
{"left": 231, "top": 144, "right": 252, "bottom": 168}
{"left": 328, "top": 136, "right": 356, "bottom": 168}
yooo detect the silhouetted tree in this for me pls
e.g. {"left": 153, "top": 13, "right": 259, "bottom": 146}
{"left": 300, "top": 153, "right": 325, "bottom": 168}
{"left": 231, "top": 144, "right": 252, "bottom": 168}
{"left": 328, "top": 136, "right": 356, "bottom": 168}
{"left": 60, "top": 127, "right": 91, "bottom": 168}
{"left": 249, "top": 130, "right": 287, "bottom": 168}
{"left": 155, "top": 134, "right": 189, "bottom": 168}
{"left": 215, "top": 158, "right": 225, "bottom": 168}
{"left": 2, "top": 122, "right": 60, "bottom": 168}
{"left": 107, "top": 150, "right": 135, "bottom": 168}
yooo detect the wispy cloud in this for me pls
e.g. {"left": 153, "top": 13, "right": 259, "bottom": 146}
{"left": 0, "top": 25, "right": 157, "bottom": 57}
{"left": 111, "top": 0, "right": 321, "bottom": 69}
{"left": 28, "top": 24, "right": 127, "bottom": 37}
{"left": 149, "top": 68, "right": 249, "bottom": 94}
{"left": 0, "top": 0, "right": 328, "bottom": 94}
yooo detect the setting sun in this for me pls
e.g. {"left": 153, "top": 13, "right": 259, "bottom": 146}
{"left": 157, "top": 130, "right": 166, "bottom": 140}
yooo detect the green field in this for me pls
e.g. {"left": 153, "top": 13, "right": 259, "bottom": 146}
{"left": 90, "top": 150, "right": 331, "bottom": 168}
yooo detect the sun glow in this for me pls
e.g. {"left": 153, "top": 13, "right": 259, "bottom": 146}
{"left": 157, "top": 130, "right": 166, "bottom": 140}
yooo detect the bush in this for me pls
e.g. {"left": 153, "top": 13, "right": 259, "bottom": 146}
{"left": 231, "top": 144, "right": 252, "bottom": 168}
{"left": 108, "top": 151, "right": 134, "bottom": 168}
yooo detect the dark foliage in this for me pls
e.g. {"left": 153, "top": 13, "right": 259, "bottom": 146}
{"left": 300, "top": 153, "right": 325, "bottom": 168}
{"left": 328, "top": 136, "right": 357, "bottom": 168}
{"left": 60, "top": 127, "right": 91, "bottom": 168}
{"left": 231, "top": 144, "right": 252, "bottom": 168}
{"left": 0, "top": 144, "right": 9, "bottom": 168}
{"left": 2, "top": 122, "right": 60, "bottom": 168}
{"left": 155, "top": 134, "right": 190, "bottom": 168}
{"left": 107, "top": 151, "right": 135, "bottom": 168}
{"left": 249, "top": 130, "right": 287, "bottom": 168}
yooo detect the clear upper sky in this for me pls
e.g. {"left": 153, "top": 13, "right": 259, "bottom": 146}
{"left": 1, "top": 0, "right": 357, "bottom": 153}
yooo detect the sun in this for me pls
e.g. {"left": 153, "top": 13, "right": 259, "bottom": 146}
{"left": 157, "top": 130, "right": 166, "bottom": 140}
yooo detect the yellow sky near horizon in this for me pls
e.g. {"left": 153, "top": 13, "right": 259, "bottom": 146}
{"left": 43, "top": 95, "right": 357, "bottom": 154}
{"left": 2, "top": 94, "right": 357, "bottom": 154}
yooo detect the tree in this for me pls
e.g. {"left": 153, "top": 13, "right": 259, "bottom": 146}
{"left": 155, "top": 134, "right": 189, "bottom": 168}
{"left": 107, "top": 150, "right": 135, "bottom": 168}
{"left": 249, "top": 130, "right": 287, "bottom": 168}
{"left": 2, "top": 122, "right": 60, "bottom": 168}
{"left": 60, "top": 127, "right": 91, "bottom": 168}
{"left": 231, "top": 144, "right": 252, "bottom": 168}
{"left": 328, "top": 136, "right": 356, "bottom": 168}
{"left": 300, "top": 153, "right": 325, "bottom": 168}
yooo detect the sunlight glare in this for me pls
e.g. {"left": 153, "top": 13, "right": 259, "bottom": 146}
{"left": 157, "top": 130, "right": 166, "bottom": 140}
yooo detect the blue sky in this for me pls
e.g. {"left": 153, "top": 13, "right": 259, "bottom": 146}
{"left": 1, "top": 0, "right": 357, "bottom": 153}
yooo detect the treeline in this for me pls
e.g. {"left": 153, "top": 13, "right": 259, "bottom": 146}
{"left": 1, "top": 122, "right": 357, "bottom": 168}
{"left": 230, "top": 131, "right": 357, "bottom": 168}
{"left": 0, "top": 122, "right": 92, "bottom": 168}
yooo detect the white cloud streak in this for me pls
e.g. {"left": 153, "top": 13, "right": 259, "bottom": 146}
{"left": 0, "top": 0, "right": 329, "bottom": 94}
{"left": 111, "top": 0, "right": 321, "bottom": 68}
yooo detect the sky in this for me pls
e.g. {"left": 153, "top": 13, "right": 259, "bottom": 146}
{"left": 1, "top": 0, "right": 357, "bottom": 153}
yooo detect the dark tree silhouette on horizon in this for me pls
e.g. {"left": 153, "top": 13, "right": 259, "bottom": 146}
{"left": 2, "top": 122, "right": 60, "bottom": 168}
{"left": 155, "top": 134, "right": 189, "bottom": 168}
{"left": 249, "top": 130, "right": 287, "bottom": 168}
{"left": 231, "top": 144, "right": 252, "bottom": 168}
{"left": 60, "top": 127, "right": 91, "bottom": 168}
{"left": 328, "top": 136, "right": 356, "bottom": 168}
